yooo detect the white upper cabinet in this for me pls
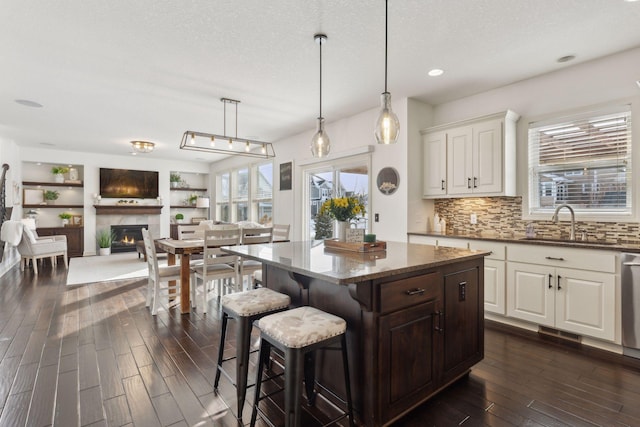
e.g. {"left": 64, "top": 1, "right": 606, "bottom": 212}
{"left": 421, "top": 110, "right": 519, "bottom": 198}
{"left": 422, "top": 131, "right": 447, "bottom": 197}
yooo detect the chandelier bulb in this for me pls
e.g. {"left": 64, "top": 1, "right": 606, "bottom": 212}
{"left": 190, "top": 133, "right": 195, "bottom": 145}
{"left": 311, "top": 117, "right": 331, "bottom": 158}
{"left": 245, "top": 141, "right": 250, "bottom": 152}
{"left": 374, "top": 92, "right": 400, "bottom": 144}
{"left": 210, "top": 136, "right": 215, "bottom": 147}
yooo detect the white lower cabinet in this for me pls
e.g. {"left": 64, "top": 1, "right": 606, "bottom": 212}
{"left": 483, "top": 259, "right": 506, "bottom": 315}
{"left": 507, "top": 244, "right": 617, "bottom": 341}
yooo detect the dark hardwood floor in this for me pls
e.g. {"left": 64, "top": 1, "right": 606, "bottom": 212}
{"left": 1, "top": 260, "right": 640, "bottom": 426}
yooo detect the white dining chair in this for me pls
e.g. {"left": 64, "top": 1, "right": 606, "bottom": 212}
{"left": 142, "top": 228, "right": 182, "bottom": 315}
{"left": 190, "top": 228, "right": 241, "bottom": 313}
{"left": 239, "top": 226, "right": 273, "bottom": 289}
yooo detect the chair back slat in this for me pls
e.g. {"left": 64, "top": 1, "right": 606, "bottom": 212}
{"left": 241, "top": 227, "right": 273, "bottom": 245}
{"left": 272, "top": 224, "right": 290, "bottom": 241}
{"left": 142, "top": 228, "right": 159, "bottom": 277}
{"left": 178, "top": 224, "right": 207, "bottom": 240}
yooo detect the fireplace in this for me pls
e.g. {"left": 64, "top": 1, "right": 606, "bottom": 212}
{"left": 111, "top": 224, "right": 147, "bottom": 253}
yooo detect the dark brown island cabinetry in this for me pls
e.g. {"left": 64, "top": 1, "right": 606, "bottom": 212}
{"left": 223, "top": 241, "right": 486, "bottom": 427}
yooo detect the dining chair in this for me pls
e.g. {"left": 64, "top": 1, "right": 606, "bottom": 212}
{"left": 190, "top": 228, "right": 241, "bottom": 313}
{"left": 142, "top": 228, "right": 182, "bottom": 315}
{"left": 239, "top": 226, "right": 273, "bottom": 289}
{"left": 272, "top": 223, "right": 290, "bottom": 242}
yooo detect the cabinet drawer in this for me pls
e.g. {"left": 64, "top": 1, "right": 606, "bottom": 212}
{"left": 468, "top": 240, "right": 505, "bottom": 260}
{"left": 380, "top": 272, "right": 441, "bottom": 313}
{"left": 508, "top": 243, "right": 616, "bottom": 273}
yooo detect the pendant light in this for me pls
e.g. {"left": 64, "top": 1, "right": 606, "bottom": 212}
{"left": 374, "top": 0, "right": 400, "bottom": 145}
{"left": 311, "top": 33, "right": 330, "bottom": 157}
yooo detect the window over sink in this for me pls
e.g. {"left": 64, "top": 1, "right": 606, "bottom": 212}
{"left": 527, "top": 104, "right": 632, "bottom": 220}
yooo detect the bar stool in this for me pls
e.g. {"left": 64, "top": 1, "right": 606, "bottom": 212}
{"left": 250, "top": 306, "right": 354, "bottom": 427}
{"left": 214, "top": 287, "right": 290, "bottom": 419}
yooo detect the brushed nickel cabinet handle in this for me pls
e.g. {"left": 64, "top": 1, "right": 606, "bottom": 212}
{"left": 405, "top": 288, "right": 425, "bottom": 296}
{"left": 545, "top": 256, "right": 565, "bottom": 261}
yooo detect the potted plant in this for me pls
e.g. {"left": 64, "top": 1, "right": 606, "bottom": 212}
{"left": 170, "top": 172, "right": 181, "bottom": 188}
{"left": 175, "top": 213, "right": 184, "bottom": 224}
{"left": 51, "top": 166, "right": 69, "bottom": 183}
{"left": 44, "top": 190, "right": 60, "bottom": 205}
{"left": 188, "top": 193, "right": 198, "bottom": 205}
{"left": 58, "top": 212, "right": 72, "bottom": 227}
{"left": 96, "top": 229, "right": 115, "bottom": 256}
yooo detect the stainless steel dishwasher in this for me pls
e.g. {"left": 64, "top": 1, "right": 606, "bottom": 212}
{"left": 621, "top": 253, "right": 640, "bottom": 359}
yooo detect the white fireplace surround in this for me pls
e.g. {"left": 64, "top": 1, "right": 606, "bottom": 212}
{"left": 96, "top": 214, "right": 161, "bottom": 240}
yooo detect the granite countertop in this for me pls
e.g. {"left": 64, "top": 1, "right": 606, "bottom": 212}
{"left": 222, "top": 240, "right": 488, "bottom": 285}
{"left": 407, "top": 231, "right": 640, "bottom": 253}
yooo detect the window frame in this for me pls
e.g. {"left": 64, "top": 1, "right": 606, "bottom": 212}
{"left": 215, "top": 160, "right": 274, "bottom": 224}
{"left": 523, "top": 101, "right": 637, "bottom": 222}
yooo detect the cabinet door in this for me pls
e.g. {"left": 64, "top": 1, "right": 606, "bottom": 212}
{"left": 484, "top": 259, "right": 506, "bottom": 315}
{"left": 507, "top": 262, "right": 554, "bottom": 326}
{"left": 379, "top": 300, "right": 440, "bottom": 423}
{"left": 422, "top": 131, "right": 447, "bottom": 197}
{"left": 555, "top": 268, "right": 616, "bottom": 341}
{"left": 472, "top": 119, "right": 503, "bottom": 194}
{"left": 446, "top": 126, "right": 473, "bottom": 195}
{"left": 442, "top": 267, "right": 482, "bottom": 383}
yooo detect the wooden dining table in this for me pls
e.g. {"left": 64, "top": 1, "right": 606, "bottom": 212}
{"left": 155, "top": 238, "right": 204, "bottom": 313}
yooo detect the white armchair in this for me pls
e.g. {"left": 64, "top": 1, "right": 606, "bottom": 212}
{"left": 17, "top": 220, "right": 68, "bottom": 274}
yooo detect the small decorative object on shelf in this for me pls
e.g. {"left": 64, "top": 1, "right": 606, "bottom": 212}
{"left": 94, "top": 194, "right": 102, "bottom": 205}
{"left": 187, "top": 193, "right": 198, "bottom": 206}
{"left": 68, "top": 167, "right": 79, "bottom": 181}
{"left": 44, "top": 190, "right": 59, "bottom": 204}
{"left": 116, "top": 199, "right": 139, "bottom": 206}
{"left": 58, "top": 212, "right": 72, "bottom": 227}
{"left": 175, "top": 213, "right": 184, "bottom": 224}
{"left": 170, "top": 172, "right": 181, "bottom": 188}
{"left": 51, "top": 166, "right": 69, "bottom": 183}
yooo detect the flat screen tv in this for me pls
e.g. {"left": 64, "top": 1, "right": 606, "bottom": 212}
{"left": 99, "top": 168, "right": 159, "bottom": 199}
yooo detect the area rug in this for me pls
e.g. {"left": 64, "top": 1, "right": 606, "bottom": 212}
{"left": 66, "top": 252, "right": 166, "bottom": 285}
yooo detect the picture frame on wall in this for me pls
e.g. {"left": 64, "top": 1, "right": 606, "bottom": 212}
{"left": 279, "top": 161, "right": 292, "bottom": 191}
{"left": 23, "top": 188, "right": 44, "bottom": 205}
{"left": 71, "top": 215, "right": 83, "bottom": 227}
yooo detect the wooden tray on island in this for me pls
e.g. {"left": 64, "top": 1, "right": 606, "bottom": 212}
{"left": 324, "top": 239, "right": 387, "bottom": 253}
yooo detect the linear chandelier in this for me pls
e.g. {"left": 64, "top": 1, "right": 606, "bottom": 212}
{"left": 179, "top": 98, "right": 276, "bottom": 158}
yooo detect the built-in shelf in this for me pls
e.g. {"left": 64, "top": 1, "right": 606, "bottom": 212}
{"left": 169, "top": 205, "right": 205, "bottom": 209}
{"left": 170, "top": 187, "right": 207, "bottom": 192}
{"left": 23, "top": 181, "right": 84, "bottom": 188}
{"left": 94, "top": 205, "right": 163, "bottom": 215}
{"left": 24, "top": 204, "right": 84, "bottom": 209}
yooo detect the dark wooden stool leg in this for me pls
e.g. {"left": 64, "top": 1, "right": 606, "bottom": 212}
{"left": 214, "top": 312, "right": 229, "bottom": 391}
{"left": 303, "top": 351, "right": 316, "bottom": 406}
{"left": 235, "top": 316, "right": 252, "bottom": 418}
{"left": 341, "top": 335, "right": 355, "bottom": 427}
{"left": 250, "top": 339, "right": 270, "bottom": 427}
{"left": 285, "top": 347, "right": 303, "bottom": 427}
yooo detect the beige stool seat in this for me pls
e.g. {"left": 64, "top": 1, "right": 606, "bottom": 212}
{"left": 221, "top": 287, "right": 290, "bottom": 317}
{"left": 257, "top": 306, "right": 346, "bottom": 348}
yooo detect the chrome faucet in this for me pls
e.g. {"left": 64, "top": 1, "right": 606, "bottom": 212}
{"left": 551, "top": 204, "right": 576, "bottom": 241}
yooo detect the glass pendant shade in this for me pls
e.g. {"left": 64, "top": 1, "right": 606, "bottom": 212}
{"left": 374, "top": 92, "right": 400, "bottom": 144}
{"left": 310, "top": 117, "right": 331, "bottom": 157}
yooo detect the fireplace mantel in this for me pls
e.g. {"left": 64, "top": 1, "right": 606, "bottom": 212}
{"left": 94, "top": 205, "right": 163, "bottom": 215}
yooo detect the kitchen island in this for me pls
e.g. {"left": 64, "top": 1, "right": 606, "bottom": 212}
{"left": 223, "top": 240, "right": 488, "bottom": 426}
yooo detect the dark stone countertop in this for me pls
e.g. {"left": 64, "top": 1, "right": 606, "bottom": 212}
{"left": 222, "top": 240, "right": 488, "bottom": 285}
{"left": 407, "top": 231, "right": 640, "bottom": 253}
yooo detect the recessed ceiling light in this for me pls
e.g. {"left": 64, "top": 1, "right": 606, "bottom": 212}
{"left": 428, "top": 68, "right": 444, "bottom": 77}
{"left": 557, "top": 55, "right": 575, "bottom": 63}
{"left": 624, "top": 0, "right": 639, "bottom": 3}
{"left": 15, "top": 99, "right": 43, "bottom": 108}
{"left": 40, "top": 142, "right": 55, "bottom": 146}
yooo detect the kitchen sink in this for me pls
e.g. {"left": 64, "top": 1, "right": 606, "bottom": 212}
{"left": 520, "top": 237, "right": 618, "bottom": 246}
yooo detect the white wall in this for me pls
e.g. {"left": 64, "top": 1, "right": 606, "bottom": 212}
{"left": 19, "top": 147, "right": 210, "bottom": 254}
{"left": 0, "top": 139, "right": 22, "bottom": 275}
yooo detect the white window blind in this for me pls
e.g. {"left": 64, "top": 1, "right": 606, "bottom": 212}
{"left": 528, "top": 105, "right": 632, "bottom": 215}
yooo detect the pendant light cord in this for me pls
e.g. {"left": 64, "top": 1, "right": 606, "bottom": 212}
{"left": 384, "top": 0, "right": 388, "bottom": 93}
{"left": 319, "top": 36, "right": 323, "bottom": 119}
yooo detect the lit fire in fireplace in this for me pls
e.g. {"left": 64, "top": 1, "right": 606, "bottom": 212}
{"left": 121, "top": 235, "right": 135, "bottom": 245}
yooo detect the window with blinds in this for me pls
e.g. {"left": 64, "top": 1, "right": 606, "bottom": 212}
{"left": 528, "top": 105, "right": 632, "bottom": 216}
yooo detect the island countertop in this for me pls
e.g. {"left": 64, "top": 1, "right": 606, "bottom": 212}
{"left": 222, "top": 240, "right": 489, "bottom": 285}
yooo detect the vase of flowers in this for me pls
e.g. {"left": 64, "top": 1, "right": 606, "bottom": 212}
{"left": 320, "top": 196, "right": 366, "bottom": 241}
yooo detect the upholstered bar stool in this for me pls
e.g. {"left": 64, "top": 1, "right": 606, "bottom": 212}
{"left": 215, "top": 287, "right": 290, "bottom": 419}
{"left": 250, "top": 306, "right": 354, "bottom": 427}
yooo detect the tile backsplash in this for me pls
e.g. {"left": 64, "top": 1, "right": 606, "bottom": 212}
{"left": 434, "top": 197, "right": 640, "bottom": 244}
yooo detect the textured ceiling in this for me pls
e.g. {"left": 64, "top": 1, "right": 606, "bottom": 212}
{"left": 2, "top": 0, "right": 640, "bottom": 162}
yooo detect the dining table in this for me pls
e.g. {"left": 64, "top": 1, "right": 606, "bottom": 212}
{"left": 155, "top": 238, "right": 204, "bottom": 313}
